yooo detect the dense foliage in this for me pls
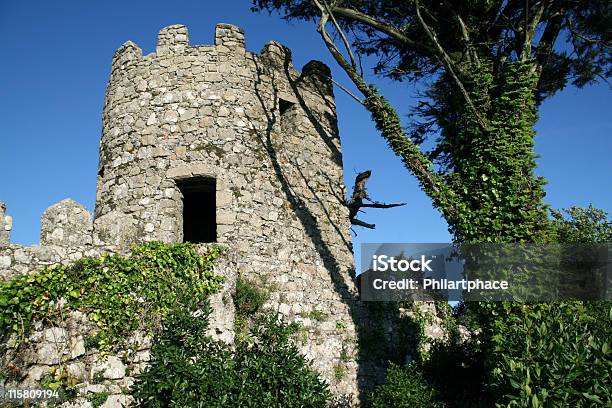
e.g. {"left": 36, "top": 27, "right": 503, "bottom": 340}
{"left": 254, "top": 0, "right": 610, "bottom": 99}
{"left": 234, "top": 277, "right": 268, "bottom": 317}
{"left": 133, "top": 304, "right": 331, "bottom": 408}
{"left": 368, "top": 207, "right": 612, "bottom": 407}
{"left": 367, "top": 363, "right": 445, "bottom": 408}
{"left": 134, "top": 270, "right": 329, "bottom": 407}
{"left": 550, "top": 205, "right": 612, "bottom": 243}
{"left": 0, "top": 243, "right": 223, "bottom": 351}
{"left": 471, "top": 207, "right": 612, "bottom": 406}
{"left": 476, "top": 301, "right": 611, "bottom": 407}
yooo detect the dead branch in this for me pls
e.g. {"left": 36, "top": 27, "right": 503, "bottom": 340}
{"left": 347, "top": 170, "right": 406, "bottom": 229}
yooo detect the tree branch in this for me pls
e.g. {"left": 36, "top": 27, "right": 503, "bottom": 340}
{"left": 443, "top": 0, "right": 480, "bottom": 66}
{"left": 533, "top": 7, "right": 565, "bottom": 80}
{"left": 521, "top": 0, "right": 548, "bottom": 61}
{"left": 322, "top": 0, "right": 357, "bottom": 71}
{"left": 566, "top": 16, "right": 611, "bottom": 49}
{"left": 414, "top": 0, "right": 490, "bottom": 131}
{"left": 351, "top": 218, "right": 376, "bottom": 229}
{"left": 327, "top": 5, "right": 438, "bottom": 57}
{"left": 361, "top": 202, "right": 406, "bottom": 209}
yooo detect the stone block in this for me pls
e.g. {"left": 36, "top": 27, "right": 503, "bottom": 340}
{"left": 156, "top": 25, "right": 189, "bottom": 56}
{"left": 91, "top": 355, "right": 126, "bottom": 380}
{"left": 40, "top": 199, "right": 93, "bottom": 247}
{"left": 0, "top": 202, "right": 12, "bottom": 245}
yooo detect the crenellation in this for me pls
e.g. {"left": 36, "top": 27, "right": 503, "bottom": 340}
{"left": 111, "top": 41, "right": 142, "bottom": 72}
{"left": 40, "top": 199, "right": 93, "bottom": 247}
{"left": 0, "top": 201, "right": 12, "bottom": 246}
{"left": 214, "top": 23, "right": 246, "bottom": 54}
{"left": 260, "top": 40, "right": 294, "bottom": 70}
{"left": 300, "top": 59, "right": 334, "bottom": 95}
{"left": 156, "top": 24, "right": 189, "bottom": 56}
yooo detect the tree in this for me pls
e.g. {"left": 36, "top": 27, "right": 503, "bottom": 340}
{"left": 550, "top": 204, "right": 612, "bottom": 243}
{"left": 252, "top": 0, "right": 611, "bottom": 243}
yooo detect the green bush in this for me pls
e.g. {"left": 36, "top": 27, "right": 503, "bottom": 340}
{"left": 476, "top": 207, "right": 612, "bottom": 406}
{"left": 368, "top": 363, "right": 445, "bottom": 408}
{"left": 132, "top": 301, "right": 330, "bottom": 408}
{"left": 88, "top": 392, "right": 109, "bottom": 408}
{"left": 371, "top": 206, "right": 612, "bottom": 407}
{"left": 550, "top": 205, "right": 612, "bottom": 243}
{"left": 0, "top": 242, "right": 223, "bottom": 352}
{"left": 478, "top": 301, "right": 611, "bottom": 407}
{"left": 234, "top": 277, "right": 268, "bottom": 316}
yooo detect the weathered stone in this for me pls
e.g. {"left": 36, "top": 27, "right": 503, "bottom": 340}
{"left": 0, "top": 202, "right": 11, "bottom": 245}
{"left": 23, "top": 365, "right": 50, "bottom": 386}
{"left": 70, "top": 336, "right": 86, "bottom": 359}
{"left": 40, "top": 199, "right": 93, "bottom": 247}
{"left": 91, "top": 356, "right": 126, "bottom": 380}
{"left": 66, "top": 362, "right": 87, "bottom": 379}
{"left": 59, "top": 398, "right": 94, "bottom": 408}
{"left": 101, "top": 394, "right": 134, "bottom": 408}
{"left": 36, "top": 342, "right": 66, "bottom": 365}
{"left": 0, "top": 255, "right": 11, "bottom": 268}
{"left": 44, "top": 327, "right": 68, "bottom": 343}
{"left": 146, "top": 113, "right": 157, "bottom": 125}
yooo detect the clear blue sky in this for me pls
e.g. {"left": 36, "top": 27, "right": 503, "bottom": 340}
{"left": 1, "top": 0, "right": 610, "bottom": 264}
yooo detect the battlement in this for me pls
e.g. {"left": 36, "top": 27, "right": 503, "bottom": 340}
{"left": 0, "top": 201, "right": 12, "bottom": 246}
{"left": 156, "top": 24, "right": 190, "bottom": 56}
{"left": 111, "top": 41, "right": 142, "bottom": 72}
{"left": 214, "top": 23, "right": 246, "bottom": 52}
{"left": 110, "top": 23, "right": 322, "bottom": 78}
{"left": 0, "top": 199, "right": 93, "bottom": 250}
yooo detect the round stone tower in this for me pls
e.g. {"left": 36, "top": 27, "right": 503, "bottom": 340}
{"left": 94, "top": 24, "right": 364, "bottom": 399}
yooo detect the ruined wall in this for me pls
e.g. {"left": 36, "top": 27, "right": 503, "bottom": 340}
{"left": 0, "top": 200, "right": 236, "bottom": 407}
{"left": 0, "top": 202, "right": 12, "bottom": 246}
{"left": 0, "top": 247, "right": 237, "bottom": 408}
{"left": 0, "top": 200, "right": 104, "bottom": 282}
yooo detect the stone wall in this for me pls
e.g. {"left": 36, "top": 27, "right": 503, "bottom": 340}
{"left": 0, "top": 200, "right": 236, "bottom": 408}
{"left": 0, "top": 251, "right": 236, "bottom": 408}
{"left": 0, "top": 200, "right": 104, "bottom": 282}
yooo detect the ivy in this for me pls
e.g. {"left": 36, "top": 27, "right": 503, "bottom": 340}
{"left": 356, "top": 59, "right": 555, "bottom": 246}
{"left": 0, "top": 242, "right": 224, "bottom": 352}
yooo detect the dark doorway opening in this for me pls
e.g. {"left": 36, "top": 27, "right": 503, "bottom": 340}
{"left": 177, "top": 177, "right": 216, "bottom": 243}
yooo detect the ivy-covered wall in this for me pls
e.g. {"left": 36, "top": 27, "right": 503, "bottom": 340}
{"left": 0, "top": 243, "right": 236, "bottom": 408}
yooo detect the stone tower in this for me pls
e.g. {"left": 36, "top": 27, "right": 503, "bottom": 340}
{"left": 94, "top": 24, "right": 363, "bottom": 398}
